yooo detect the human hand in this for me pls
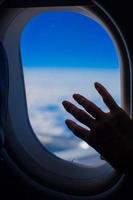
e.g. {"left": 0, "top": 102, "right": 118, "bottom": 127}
{"left": 62, "top": 82, "right": 133, "bottom": 174}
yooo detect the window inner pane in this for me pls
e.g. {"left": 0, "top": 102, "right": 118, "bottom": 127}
{"left": 20, "top": 11, "right": 120, "bottom": 167}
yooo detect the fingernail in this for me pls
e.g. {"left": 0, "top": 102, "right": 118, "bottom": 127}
{"left": 73, "top": 94, "right": 79, "bottom": 99}
{"left": 62, "top": 101, "right": 68, "bottom": 106}
{"left": 95, "top": 82, "right": 99, "bottom": 86}
{"left": 65, "top": 119, "right": 69, "bottom": 123}
{"left": 95, "top": 82, "right": 100, "bottom": 88}
{"left": 65, "top": 119, "right": 70, "bottom": 125}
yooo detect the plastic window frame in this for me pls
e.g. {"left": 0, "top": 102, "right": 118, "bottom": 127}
{"left": 0, "top": 2, "right": 131, "bottom": 198}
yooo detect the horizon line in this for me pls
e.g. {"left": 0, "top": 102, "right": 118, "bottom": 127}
{"left": 23, "top": 66, "right": 119, "bottom": 69}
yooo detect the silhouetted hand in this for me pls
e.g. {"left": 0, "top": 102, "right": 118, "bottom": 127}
{"left": 62, "top": 82, "right": 133, "bottom": 175}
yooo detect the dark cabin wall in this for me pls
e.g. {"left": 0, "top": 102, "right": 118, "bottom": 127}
{"left": 97, "top": 0, "right": 133, "bottom": 66}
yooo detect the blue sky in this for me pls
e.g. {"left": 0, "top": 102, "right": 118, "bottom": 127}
{"left": 20, "top": 11, "right": 119, "bottom": 68}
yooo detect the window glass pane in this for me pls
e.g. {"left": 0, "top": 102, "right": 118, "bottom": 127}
{"left": 20, "top": 11, "right": 120, "bottom": 167}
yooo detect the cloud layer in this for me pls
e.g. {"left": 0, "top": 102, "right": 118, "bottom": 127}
{"left": 23, "top": 67, "right": 120, "bottom": 165}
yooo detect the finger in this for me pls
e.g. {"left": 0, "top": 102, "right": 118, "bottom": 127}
{"left": 65, "top": 119, "right": 91, "bottom": 143}
{"left": 95, "top": 82, "right": 118, "bottom": 111}
{"left": 73, "top": 94, "right": 103, "bottom": 118}
{"left": 62, "top": 101, "right": 94, "bottom": 128}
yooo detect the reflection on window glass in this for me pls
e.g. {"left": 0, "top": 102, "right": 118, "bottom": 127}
{"left": 20, "top": 11, "right": 120, "bottom": 167}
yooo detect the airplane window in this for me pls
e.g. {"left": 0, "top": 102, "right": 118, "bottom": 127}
{"left": 20, "top": 11, "right": 120, "bottom": 167}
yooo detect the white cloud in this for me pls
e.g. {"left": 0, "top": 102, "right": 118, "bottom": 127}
{"left": 23, "top": 67, "right": 120, "bottom": 162}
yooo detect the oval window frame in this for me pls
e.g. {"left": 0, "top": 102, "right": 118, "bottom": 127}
{"left": 0, "top": 2, "right": 131, "bottom": 197}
